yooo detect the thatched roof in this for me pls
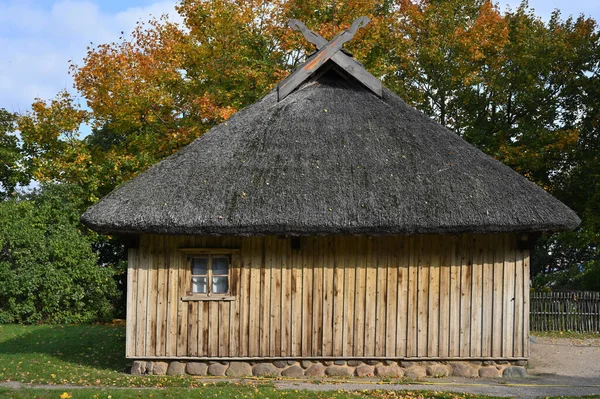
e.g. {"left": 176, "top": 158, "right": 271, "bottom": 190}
{"left": 81, "top": 67, "right": 580, "bottom": 236}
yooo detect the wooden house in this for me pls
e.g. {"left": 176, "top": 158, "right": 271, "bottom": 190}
{"left": 82, "top": 18, "right": 580, "bottom": 378}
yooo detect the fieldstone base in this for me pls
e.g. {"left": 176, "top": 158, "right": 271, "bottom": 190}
{"left": 130, "top": 359, "right": 527, "bottom": 378}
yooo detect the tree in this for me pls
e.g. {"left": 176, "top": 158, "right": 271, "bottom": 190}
{"left": 0, "top": 109, "right": 29, "bottom": 200}
{"left": 0, "top": 184, "right": 120, "bottom": 324}
{"left": 16, "top": 0, "right": 600, "bottom": 291}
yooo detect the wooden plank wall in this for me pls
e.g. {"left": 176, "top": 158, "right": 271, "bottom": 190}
{"left": 126, "top": 233, "right": 530, "bottom": 359}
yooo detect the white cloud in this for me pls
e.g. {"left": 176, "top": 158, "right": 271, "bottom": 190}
{"left": 0, "top": 0, "right": 180, "bottom": 113}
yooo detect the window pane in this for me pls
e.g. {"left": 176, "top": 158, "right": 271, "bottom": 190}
{"left": 191, "top": 258, "right": 208, "bottom": 275}
{"left": 212, "top": 257, "right": 229, "bottom": 275}
{"left": 212, "top": 276, "right": 228, "bottom": 294}
{"left": 192, "top": 276, "right": 207, "bottom": 294}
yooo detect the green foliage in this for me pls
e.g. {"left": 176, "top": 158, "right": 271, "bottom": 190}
{"left": 0, "top": 185, "right": 120, "bottom": 324}
{"left": 0, "top": 108, "right": 30, "bottom": 200}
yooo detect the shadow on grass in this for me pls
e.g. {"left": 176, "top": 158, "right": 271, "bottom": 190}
{"left": 0, "top": 324, "right": 128, "bottom": 373}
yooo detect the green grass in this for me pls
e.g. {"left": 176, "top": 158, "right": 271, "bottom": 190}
{"left": 0, "top": 387, "right": 514, "bottom": 399}
{"left": 531, "top": 330, "right": 600, "bottom": 340}
{"left": 0, "top": 324, "right": 200, "bottom": 388}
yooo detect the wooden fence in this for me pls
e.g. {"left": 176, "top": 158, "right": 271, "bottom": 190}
{"left": 530, "top": 291, "right": 600, "bottom": 332}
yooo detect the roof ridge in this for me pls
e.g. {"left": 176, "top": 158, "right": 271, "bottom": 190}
{"left": 277, "top": 17, "right": 382, "bottom": 101}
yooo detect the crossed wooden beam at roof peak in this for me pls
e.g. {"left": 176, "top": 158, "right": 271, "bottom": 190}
{"left": 277, "top": 17, "right": 383, "bottom": 101}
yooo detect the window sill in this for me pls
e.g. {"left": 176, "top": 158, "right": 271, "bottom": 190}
{"left": 181, "top": 296, "right": 235, "bottom": 302}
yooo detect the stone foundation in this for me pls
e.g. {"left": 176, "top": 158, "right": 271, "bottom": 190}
{"left": 130, "top": 359, "right": 527, "bottom": 378}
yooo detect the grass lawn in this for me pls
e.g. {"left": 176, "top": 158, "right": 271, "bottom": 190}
{"left": 0, "top": 324, "right": 197, "bottom": 388}
{"left": 0, "top": 387, "right": 507, "bottom": 399}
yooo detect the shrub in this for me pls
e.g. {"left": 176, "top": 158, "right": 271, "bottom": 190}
{"left": 0, "top": 184, "right": 120, "bottom": 324}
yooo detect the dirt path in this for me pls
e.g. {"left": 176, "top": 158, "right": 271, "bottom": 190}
{"left": 528, "top": 336, "right": 600, "bottom": 378}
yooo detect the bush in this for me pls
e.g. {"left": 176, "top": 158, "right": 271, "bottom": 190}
{"left": 0, "top": 184, "right": 120, "bottom": 324}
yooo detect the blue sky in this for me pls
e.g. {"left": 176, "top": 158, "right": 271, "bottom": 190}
{"left": 1, "top": 0, "right": 599, "bottom": 114}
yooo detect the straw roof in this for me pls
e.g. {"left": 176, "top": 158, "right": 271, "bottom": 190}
{"left": 81, "top": 67, "right": 580, "bottom": 236}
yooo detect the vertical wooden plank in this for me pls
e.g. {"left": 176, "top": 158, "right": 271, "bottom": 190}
{"left": 280, "top": 237, "right": 291, "bottom": 356}
{"left": 176, "top": 240, "right": 189, "bottom": 357}
{"left": 481, "top": 235, "right": 494, "bottom": 357}
{"left": 406, "top": 236, "right": 418, "bottom": 357}
{"left": 166, "top": 241, "right": 179, "bottom": 357}
{"left": 302, "top": 237, "right": 314, "bottom": 357}
{"left": 417, "top": 235, "right": 430, "bottom": 357}
{"left": 156, "top": 238, "right": 168, "bottom": 357}
{"left": 428, "top": 235, "right": 441, "bottom": 358}
{"left": 135, "top": 237, "right": 149, "bottom": 357}
{"left": 201, "top": 302, "right": 209, "bottom": 355}
{"left": 187, "top": 300, "right": 198, "bottom": 357}
{"left": 219, "top": 300, "right": 230, "bottom": 357}
{"left": 503, "top": 234, "right": 516, "bottom": 357}
{"left": 260, "top": 237, "right": 272, "bottom": 357}
{"left": 291, "top": 237, "right": 303, "bottom": 357}
{"left": 523, "top": 249, "right": 530, "bottom": 357}
{"left": 375, "top": 237, "right": 388, "bottom": 357}
{"left": 492, "top": 234, "right": 504, "bottom": 357}
{"left": 332, "top": 237, "right": 345, "bottom": 356}
{"left": 271, "top": 236, "right": 283, "bottom": 356}
{"left": 207, "top": 302, "right": 218, "bottom": 356}
{"left": 343, "top": 237, "right": 356, "bottom": 357}
{"left": 229, "top": 246, "right": 240, "bottom": 357}
{"left": 438, "top": 237, "right": 451, "bottom": 358}
{"left": 145, "top": 236, "right": 158, "bottom": 357}
{"left": 248, "top": 237, "right": 261, "bottom": 356}
{"left": 396, "top": 237, "right": 409, "bottom": 358}
{"left": 514, "top": 246, "right": 524, "bottom": 358}
{"left": 354, "top": 237, "right": 366, "bottom": 357}
{"left": 311, "top": 237, "right": 324, "bottom": 356}
{"left": 448, "top": 235, "right": 461, "bottom": 357}
{"left": 470, "top": 235, "right": 483, "bottom": 358}
{"left": 386, "top": 236, "right": 399, "bottom": 357}
{"left": 126, "top": 247, "right": 138, "bottom": 358}
{"left": 239, "top": 238, "right": 251, "bottom": 357}
{"left": 196, "top": 296, "right": 203, "bottom": 356}
{"left": 364, "top": 237, "right": 377, "bottom": 356}
{"left": 459, "top": 234, "right": 472, "bottom": 357}
{"left": 321, "top": 238, "right": 334, "bottom": 356}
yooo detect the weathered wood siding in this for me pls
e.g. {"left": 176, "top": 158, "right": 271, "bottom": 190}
{"left": 126, "top": 234, "right": 530, "bottom": 359}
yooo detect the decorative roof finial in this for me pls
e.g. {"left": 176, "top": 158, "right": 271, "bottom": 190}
{"left": 277, "top": 17, "right": 383, "bottom": 101}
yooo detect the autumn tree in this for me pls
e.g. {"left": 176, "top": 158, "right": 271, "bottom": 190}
{"left": 16, "top": 0, "right": 600, "bottom": 290}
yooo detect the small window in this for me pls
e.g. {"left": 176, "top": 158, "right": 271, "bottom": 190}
{"left": 190, "top": 255, "right": 230, "bottom": 296}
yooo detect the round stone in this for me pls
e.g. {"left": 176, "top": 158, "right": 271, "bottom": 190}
{"left": 253, "top": 363, "right": 280, "bottom": 377}
{"left": 282, "top": 365, "right": 305, "bottom": 378}
{"left": 451, "top": 362, "right": 478, "bottom": 378}
{"left": 226, "top": 362, "right": 252, "bottom": 377}
{"left": 503, "top": 366, "right": 527, "bottom": 377}
{"left": 166, "top": 361, "right": 185, "bottom": 376}
{"left": 426, "top": 364, "right": 450, "bottom": 377}
{"left": 208, "top": 363, "right": 227, "bottom": 376}
{"left": 355, "top": 364, "right": 375, "bottom": 377}
{"left": 375, "top": 365, "right": 404, "bottom": 378}
{"left": 152, "top": 362, "right": 169, "bottom": 376}
{"left": 325, "top": 365, "right": 352, "bottom": 377}
{"left": 186, "top": 362, "right": 208, "bottom": 376}
{"left": 130, "top": 361, "right": 146, "bottom": 376}
{"left": 304, "top": 363, "right": 326, "bottom": 377}
{"left": 404, "top": 366, "right": 426, "bottom": 378}
{"left": 479, "top": 366, "right": 501, "bottom": 378}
